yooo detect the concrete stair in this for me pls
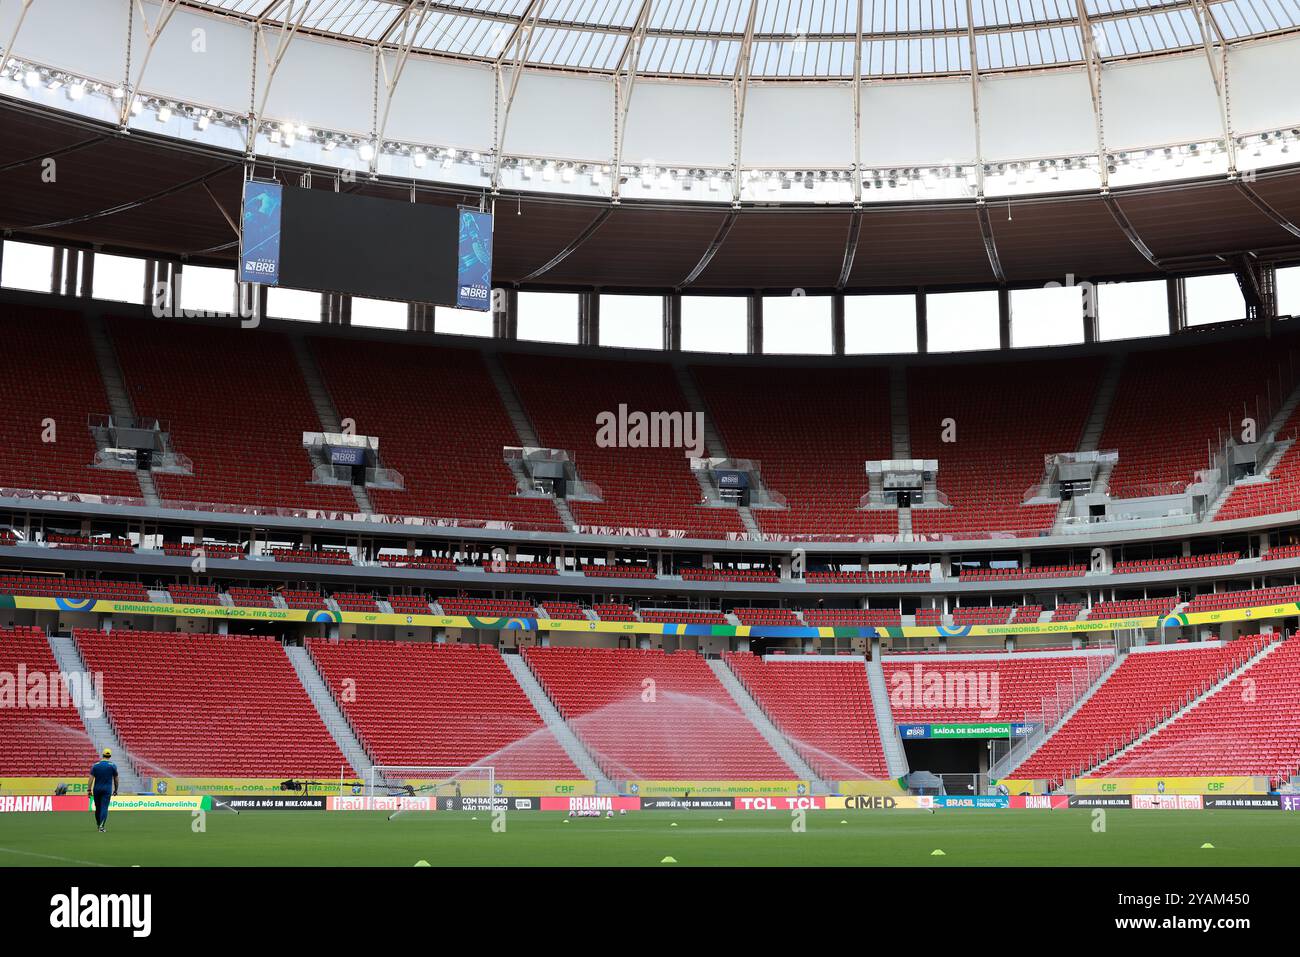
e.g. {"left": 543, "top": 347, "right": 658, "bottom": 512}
{"left": 483, "top": 352, "right": 541, "bottom": 448}
{"left": 1078, "top": 353, "right": 1125, "bottom": 454}
{"left": 47, "top": 633, "right": 146, "bottom": 794}
{"left": 710, "top": 658, "right": 827, "bottom": 792}
{"left": 865, "top": 658, "right": 910, "bottom": 778}
{"left": 889, "top": 366, "right": 910, "bottom": 459}
{"left": 85, "top": 314, "right": 160, "bottom": 505}
{"left": 290, "top": 337, "right": 373, "bottom": 513}
{"left": 283, "top": 644, "right": 372, "bottom": 778}
{"left": 504, "top": 653, "right": 615, "bottom": 792}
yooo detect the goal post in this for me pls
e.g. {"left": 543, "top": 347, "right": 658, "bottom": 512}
{"left": 365, "top": 765, "right": 496, "bottom": 811}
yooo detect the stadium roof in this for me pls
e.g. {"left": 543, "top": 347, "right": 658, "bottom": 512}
{"left": 184, "top": 0, "right": 1300, "bottom": 79}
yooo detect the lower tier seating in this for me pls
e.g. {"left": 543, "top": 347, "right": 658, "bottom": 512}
{"left": 524, "top": 646, "right": 793, "bottom": 780}
{"left": 0, "top": 627, "right": 88, "bottom": 776}
{"left": 725, "top": 653, "right": 889, "bottom": 780}
{"left": 1098, "top": 636, "right": 1299, "bottom": 785}
{"left": 884, "top": 653, "right": 1101, "bottom": 723}
{"left": 1011, "top": 640, "right": 1261, "bottom": 785}
{"left": 76, "top": 629, "right": 345, "bottom": 776}
{"left": 309, "top": 639, "right": 579, "bottom": 777}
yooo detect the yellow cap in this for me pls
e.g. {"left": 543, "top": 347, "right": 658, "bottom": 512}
{"left": 102, "top": 748, "right": 112, "bottom": 758}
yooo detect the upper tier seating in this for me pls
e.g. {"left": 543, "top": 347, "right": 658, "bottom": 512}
{"left": 1112, "top": 552, "right": 1238, "bottom": 575}
{"left": 1102, "top": 338, "right": 1296, "bottom": 498}
{"left": 909, "top": 358, "right": 1103, "bottom": 538}
{"left": 0, "top": 575, "right": 148, "bottom": 601}
{"left": 110, "top": 318, "right": 355, "bottom": 512}
{"left": 505, "top": 355, "right": 745, "bottom": 539}
{"left": 725, "top": 653, "right": 889, "bottom": 779}
{"left": 540, "top": 601, "right": 587, "bottom": 620}
{"left": 0, "top": 307, "right": 143, "bottom": 500}
{"left": 377, "top": 554, "right": 456, "bottom": 570}
{"left": 282, "top": 590, "right": 325, "bottom": 609}
{"left": 1183, "top": 584, "right": 1300, "bottom": 613}
{"left": 0, "top": 626, "right": 89, "bottom": 775}
{"left": 1216, "top": 402, "right": 1300, "bottom": 521}
{"left": 165, "top": 584, "right": 222, "bottom": 605}
{"left": 951, "top": 606, "right": 1015, "bottom": 625}
{"left": 593, "top": 603, "right": 638, "bottom": 621}
{"left": 581, "top": 564, "right": 657, "bottom": 579}
{"left": 732, "top": 607, "right": 802, "bottom": 626}
{"left": 162, "top": 542, "right": 242, "bottom": 560}
{"left": 436, "top": 597, "right": 536, "bottom": 618}
{"left": 1086, "top": 597, "right": 1178, "bottom": 620}
{"left": 481, "top": 560, "right": 557, "bottom": 576}
{"left": 805, "top": 570, "right": 929, "bottom": 584}
{"left": 309, "top": 639, "right": 579, "bottom": 777}
{"left": 960, "top": 565, "right": 1085, "bottom": 581}
{"left": 694, "top": 366, "right": 897, "bottom": 540}
{"left": 49, "top": 535, "right": 133, "bottom": 552}
{"left": 1098, "top": 636, "right": 1299, "bottom": 786}
{"left": 227, "top": 587, "right": 277, "bottom": 608}
{"left": 311, "top": 338, "right": 565, "bottom": 531}
{"left": 270, "top": 548, "right": 353, "bottom": 565}
{"left": 884, "top": 653, "right": 1100, "bottom": 723}
{"left": 801, "top": 608, "right": 902, "bottom": 627}
{"left": 1012, "top": 640, "right": 1262, "bottom": 785}
{"left": 1051, "top": 603, "right": 1084, "bottom": 622}
{"left": 637, "top": 609, "right": 729, "bottom": 625}
{"left": 523, "top": 646, "right": 793, "bottom": 779}
{"left": 681, "top": 567, "right": 779, "bottom": 583}
{"left": 77, "top": 629, "right": 345, "bottom": 775}
{"left": 332, "top": 592, "right": 380, "bottom": 612}
{"left": 387, "top": 594, "right": 434, "bottom": 614}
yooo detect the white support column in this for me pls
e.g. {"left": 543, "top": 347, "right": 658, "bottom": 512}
{"left": 730, "top": 0, "right": 760, "bottom": 207}
{"left": 246, "top": 0, "right": 311, "bottom": 158}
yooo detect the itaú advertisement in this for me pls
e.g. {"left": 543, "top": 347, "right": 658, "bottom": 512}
{"left": 1073, "top": 776, "right": 1268, "bottom": 795}
{"left": 328, "top": 795, "right": 435, "bottom": 812}
{"left": 627, "top": 780, "right": 810, "bottom": 797}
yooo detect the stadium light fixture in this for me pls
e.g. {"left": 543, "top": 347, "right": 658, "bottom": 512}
{"left": 358, "top": 141, "right": 375, "bottom": 162}
{"left": 412, "top": 149, "right": 427, "bottom": 168}
{"left": 158, "top": 103, "right": 172, "bottom": 123}
{"left": 24, "top": 69, "right": 41, "bottom": 87}
{"left": 68, "top": 82, "right": 85, "bottom": 101}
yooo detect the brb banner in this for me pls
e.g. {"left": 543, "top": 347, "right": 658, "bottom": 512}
{"left": 456, "top": 208, "right": 493, "bottom": 311}
{"left": 238, "top": 180, "right": 283, "bottom": 285}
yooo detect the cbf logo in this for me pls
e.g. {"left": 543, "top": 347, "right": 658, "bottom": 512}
{"left": 493, "top": 782, "right": 504, "bottom": 796}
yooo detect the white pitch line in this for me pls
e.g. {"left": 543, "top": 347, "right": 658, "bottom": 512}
{"left": 0, "top": 846, "right": 111, "bottom": 867}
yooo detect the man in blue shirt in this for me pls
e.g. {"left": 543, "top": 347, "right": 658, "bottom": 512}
{"left": 88, "top": 749, "right": 118, "bottom": 832}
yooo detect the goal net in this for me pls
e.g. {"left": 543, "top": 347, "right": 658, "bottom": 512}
{"left": 364, "top": 766, "right": 496, "bottom": 812}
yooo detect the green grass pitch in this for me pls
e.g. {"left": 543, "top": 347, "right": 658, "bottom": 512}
{"left": 1, "top": 810, "right": 1298, "bottom": 866}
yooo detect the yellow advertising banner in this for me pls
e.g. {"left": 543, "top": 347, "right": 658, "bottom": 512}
{"left": 629, "top": 780, "right": 810, "bottom": 797}
{"left": 149, "top": 777, "right": 595, "bottom": 797}
{"left": 836, "top": 779, "right": 908, "bottom": 796}
{"left": 1073, "top": 776, "right": 1268, "bottom": 795}
{"left": 827, "top": 795, "right": 934, "bottom": 810}
{"left": 0, "top": 777, "right": 91, "bottom": 796}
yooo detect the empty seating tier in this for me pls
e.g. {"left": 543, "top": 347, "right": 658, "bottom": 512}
{"left": 110, "top": 318, "right": 356, "bottom": 513}
{"left": 524, "top": 646, "right": 792, "bottom": 779}
{"left": 312, "top": 338, "right": 565, "bottom": 531}
{"left": 506, "top": 354, "right": 744, "bottom": 540}
{"left": 0, "top": 307, "right": 143, "bottom": 500}
{"left": 309, "top": 639, "right": 579, "bottom": 777}
{"left": 726, "top": 653, "right": 889, "bottom": 780}
{"left": 0, "top": 627, "right": 88, "bottom": 776}
{"left": 695, "top": 366, "right": 896, "bottom": 540}
{"left": 77, "top": 629, "right": 345, "bottom": 776}
{"left": 884, "top": 653, "right": 1100, "bottom": 723}
{"left": 909, "top": 358, "right": 1103, "bottom": 538}
{"left": 1098, "top": 636, "right": 1298, "bottom": 786}
{"left": 1012, "top": 641, "right": 1260, "bottom": 785}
